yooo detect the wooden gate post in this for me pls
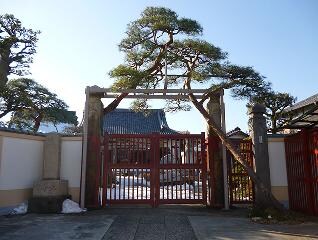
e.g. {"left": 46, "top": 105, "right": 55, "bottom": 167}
{"left": 81, "top": 86, "right": 104, "bottom": 208}
{"left": 206, "top": 91, "right": 224, "bottom": 207}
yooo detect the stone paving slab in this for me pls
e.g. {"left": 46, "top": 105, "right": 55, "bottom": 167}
{"left": 102, "top": 215, "right": 139, "bottom": 240}
{"left": 0, "top": 214, "right": 114, "bottom": 240}
{"left": 134, "top": 223, "right": 166, "bottom": 240}
{"left": 102, "top": 214, "right": 197, "bottom": 240}
{"left": 189, "top": 216, "right": 318, "bottom": 240}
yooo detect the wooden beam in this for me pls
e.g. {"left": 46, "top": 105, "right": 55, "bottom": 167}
{"left": 155, "top": 73, "right": 218, "bottom": 78}
{"left": 102, "top": 94, "right": 204, "bottom": 99}
{"left": 88, "top": 86, "right": 208, "bottom": 95}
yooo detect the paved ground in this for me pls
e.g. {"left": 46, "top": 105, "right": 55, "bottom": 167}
{"left": 0, "top": 206, "right": 318, "bottom": 240}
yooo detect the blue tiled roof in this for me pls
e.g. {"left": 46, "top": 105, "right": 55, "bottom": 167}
{"left": 103, "top": 109, "right": 179, "bottom": 134}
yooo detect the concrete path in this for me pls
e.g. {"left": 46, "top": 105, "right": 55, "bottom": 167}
{"left": 0, "top": 213, "right": 114, "bottom": 240}
{"left": 0, "top": 207, "right": 318, "bottom": 240}
{"left": 189, "top": 216, "right": 318, "bottom": 240}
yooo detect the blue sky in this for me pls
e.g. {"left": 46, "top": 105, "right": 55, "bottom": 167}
{"left": 2, "top": 0, "right": 317, "bottom": 133}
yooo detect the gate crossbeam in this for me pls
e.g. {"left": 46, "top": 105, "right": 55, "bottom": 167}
{"left": 86, "top": 86, "right": 208, "bottom": 99}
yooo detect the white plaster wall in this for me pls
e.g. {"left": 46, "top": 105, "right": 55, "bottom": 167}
{"left": 268, "top": 138, "right": 288, "bottom": 187}
{"left": 0, "top": 137, "right": 44, "bottom": 190}
{"left": 60, "top": 139, "right": 82, "bottom": 188}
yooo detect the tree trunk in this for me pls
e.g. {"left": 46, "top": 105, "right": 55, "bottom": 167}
{"left": 33, "top": 115, "right": 42, "bottom": 132}
{"left": 187, "top": 89, "right": 284, "bottom": 211}
{"left": 271, "top": 116, "right": 277, "bottom": 134}
{"left": 0, "top": 51, "right": 10, "bottom": 86}
{"left": 103, "top": 93, "right": 129, "bottom": 114}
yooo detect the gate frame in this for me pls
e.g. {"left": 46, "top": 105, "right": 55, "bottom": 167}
{"left": 80, "top": 86, "right": 226, "bottom": 208}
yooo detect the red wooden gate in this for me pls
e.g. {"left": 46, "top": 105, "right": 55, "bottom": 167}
{"left": 227, "top": 139, "right": 254, "bottom": 205}
{"left": 101, "top": 133, "right": 207, "bottom": 207}
{"left": 285, "top": 128, "right": 318, "bottom": 215}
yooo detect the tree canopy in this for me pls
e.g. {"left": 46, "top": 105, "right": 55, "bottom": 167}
{"left": 0, "top": 78, "right": 31, "bottom": 118}
{"left": 108, "top": 6, "right": 285, "bottom": 210}
{"left": 0, "top": 14, "right": 77, "bottom": 133}
{"left": 251, "top": 91, "right": 296, "bottom": 133}
{"left": 110, "top": 7, "right": 202, "bottom": 90}
{"left": 1, "top": 78, "right": 77, "bottom": 132}
{"left": 109, "top": 7, "right": 269, "bottom": 109}
{"left": 0, "top": 14, "right": 40, "bottom": 86}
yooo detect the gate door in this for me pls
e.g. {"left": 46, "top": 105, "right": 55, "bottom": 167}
{"left": 156, "top": 133, "right": 207, "bottom": 206}
{"left": 102, "top": 133, "right": 207, "bottom": 207}
{"left": 227, "top": 139, "right": 254, "bottom": 205}
{"left": 102, "top": 134, "right": 154, "bottom": 206}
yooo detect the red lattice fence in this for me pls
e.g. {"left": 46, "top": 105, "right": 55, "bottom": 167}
{"left": 285, "top": 128, "right": 318, "bottom": 215}
{"left": 227, "top": 139, "right": 254, "bottom": 205}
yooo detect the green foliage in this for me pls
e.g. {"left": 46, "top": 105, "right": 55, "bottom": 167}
{"left": 44, "top": 109, "right": 78, "bottom": 126}
{"left": 110, "top": 65, "right": 148, "bottom": 90}
{"left": 119, "top": 7, "right": 202, "bottom": 51}
{"left": 167, "top": 39, "right": 228, "bottom": 84}
{"left": 110, "top": 7, "right": 269, "bottom": 111}
{"left": 172, "top": 39, "right": 227, "bottom": 63}
{"left": 63, "top": 125, "right": 83, "bottom": 134}
{"left": 223, "top": 65, "right": 270, "bottom": 100}
{"left": 251, "top": 91, "right": 296, "bottom": 133}
{"left": 130, "top": 99, "right": 151, "bottom": 116}
{"left": 2, "top": 78, "right": 77, "bottom": 132}
{"left": 165, "top": 98, "right": 191, "bottom": 112}
{"left": 8, "top": 111, "right": 33, "bottom": 131}
{"left": 110, "top": 7, "right": 203, "bottom": 92}
{"left": 0, "top": 78, "right": 34, "bottom": 118}
{"left": 109, "top": 7, "right": 286, "bottom": 210}
{"left": 0, "top": 14, "right": 40, "bottom": 85}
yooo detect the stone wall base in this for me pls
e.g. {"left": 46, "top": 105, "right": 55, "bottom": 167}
{"left": 28, "top": 195, "right": 71, "bottom": 213}
{"left": 33, "top": 180, "right": 68, "bottom": 197}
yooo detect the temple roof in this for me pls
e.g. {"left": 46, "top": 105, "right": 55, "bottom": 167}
{"left": 103, "top": 109, "right": 179, "bottom": 134}
{"left": 283, "top": 93, "right": 318, "bottom": 129}
{"left": 227, "top": 127, "right": 249, "bottom": 139}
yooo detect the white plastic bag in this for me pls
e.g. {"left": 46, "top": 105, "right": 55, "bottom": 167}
{"left": 11, "top": 202, "right": 28, "bottom": 215}
{"left": 61, "top": 199, "right": 86, "bottom": 213}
